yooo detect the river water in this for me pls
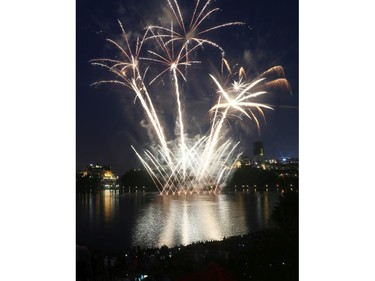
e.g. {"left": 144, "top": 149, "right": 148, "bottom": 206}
{"left": 76, "top": 190, "right": 280, "bottom": 252}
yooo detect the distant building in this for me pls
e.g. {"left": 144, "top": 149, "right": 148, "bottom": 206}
{"left": 77, "top": 164, "right": 119, "bottom": 189}
{"left": 233, "top": 156, "right": 251, "bottom": 168}
{"left": 264, "top": 157, "right": 299, "bottom": 179}
{"left": 253, "top": 141, "right": 265, "bottom": 169}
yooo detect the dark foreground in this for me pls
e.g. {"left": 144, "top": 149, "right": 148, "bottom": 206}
{"left": 77, "top": 191, "right": 298, "bottom": 281}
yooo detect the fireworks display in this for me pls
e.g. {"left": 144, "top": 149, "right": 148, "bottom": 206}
{"left": 91, "top": 0, "right": 290, "bottom": 195}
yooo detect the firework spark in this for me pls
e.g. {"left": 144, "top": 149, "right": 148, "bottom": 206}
{"left": 91, "top": 0, "right": 289, "bottom": 195}
{"left": 148, "top": 0, "right": 244, "bottom": 70}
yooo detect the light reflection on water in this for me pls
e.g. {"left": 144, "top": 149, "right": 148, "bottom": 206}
{"left": 76, "top": 191, "right": 279, "bottom": 251}
{"left": 133, "top": 194, "right": 246, "bottom": 248}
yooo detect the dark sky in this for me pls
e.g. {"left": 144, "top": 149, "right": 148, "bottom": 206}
{"left": 76, "top": 0, "right": 298, "bottom": 175}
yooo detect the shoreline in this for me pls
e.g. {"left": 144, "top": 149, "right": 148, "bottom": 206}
{"left": 78, "top": 226, "right": 298, "bottom": 281}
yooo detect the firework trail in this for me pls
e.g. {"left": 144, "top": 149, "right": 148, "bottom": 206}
{"left": 91, "top": 0, "right": 290, "bottom": 195}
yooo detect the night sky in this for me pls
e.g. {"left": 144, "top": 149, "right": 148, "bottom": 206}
{"left": 76, "top": 0, "right": 298, "bottom": 175}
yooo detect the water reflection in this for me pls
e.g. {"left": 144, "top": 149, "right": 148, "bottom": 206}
{"left": 103, "top": 190, "right": 113, "bottom": 224}
{"left": 132, "top": 194, "right": 251, "bottom": 248}
{"left": 78, "top": 190, "right": 119, "bottom": 228}
{"left": 264, "top": 192, "right": 270, "bottom": 228}
{"left": 77, "top": 191, "right": 280, "bottom": 252}
{"left": 255, "top": 191, "right": 272, "bottom": 228}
